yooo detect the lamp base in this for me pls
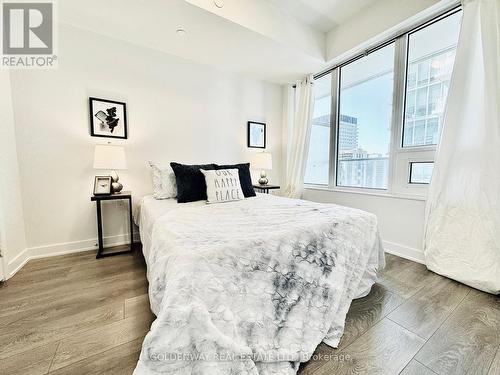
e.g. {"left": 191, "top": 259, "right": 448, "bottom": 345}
{"left": 111, "top": 182, "right": 123, "bottom": 193}
{"left": 258, "top": 170, "right": 268, "bottom": 185}
{"left": 110, "top": 170, "right": 124, "bottom": 193}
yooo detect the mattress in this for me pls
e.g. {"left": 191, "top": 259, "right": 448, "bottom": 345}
{"left": 135, "top": 195, "right": 204, "bottom": 262}
{"left": 135, "top": 194, "right": 380, "bottom": 299}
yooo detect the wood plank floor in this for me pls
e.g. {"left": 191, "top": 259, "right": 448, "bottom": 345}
{"left": 0, "top": 248, "right": 498, "bottom": 375}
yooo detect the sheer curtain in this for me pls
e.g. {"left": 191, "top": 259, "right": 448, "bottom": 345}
{"left": 283, "top": 74, "right": 314, "bottom": 198}
{"left": 424, "top": 0, "right": 500, "bottom": 294}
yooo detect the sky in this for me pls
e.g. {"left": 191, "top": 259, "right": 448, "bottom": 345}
{"left": 314, "top": 71, "right": 393, "bottom": 155}
{"left": 340, "top": 73, "right": 393, "bottom": 155}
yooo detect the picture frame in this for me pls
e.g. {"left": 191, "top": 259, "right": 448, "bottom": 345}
{"left": 93, "top": 176, "right": 112, "bottom": 195}
{"left": 89, "top": 97, "right": 128, "bottom": 139}
{"left": 247, "top": 121, "right": 266, "bottom": 149}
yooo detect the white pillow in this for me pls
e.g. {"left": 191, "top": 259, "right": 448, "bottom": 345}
{"left": 149, "top": 161, "right": 177, "bottom": 199}
{"left": 200, "top": 169, "right": 244, "bottom": 204}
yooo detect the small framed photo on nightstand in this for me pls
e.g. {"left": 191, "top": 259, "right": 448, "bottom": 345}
{"left": 93, "top": 176, "right": 112, "bottom": 195}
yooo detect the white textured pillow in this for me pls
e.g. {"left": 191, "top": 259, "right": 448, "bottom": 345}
{"left": 149, "top": 161, "right": 177, "bottom": 199}
{"left": 200, "top": 169, "right": 244, "bottom": 204}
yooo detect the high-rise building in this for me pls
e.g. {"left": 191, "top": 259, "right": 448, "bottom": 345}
{"left": 307, "top": 113, "right": 390, "bottom": 189}
{"left": 403, "top": 47, "right": 456, "bottom": 147}
{"left": 310, "top": 114, "right": 359, "bottom": 150}
{"left": 305, "top": 114, "right": 360, "bottom": 184}
{"left": 337, "top": 148, "right": 389, "bottom": 189}
{"left": 338, "top": 115, "right": 358, "bottom": 151}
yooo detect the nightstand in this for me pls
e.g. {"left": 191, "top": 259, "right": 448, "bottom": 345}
{"left": 253, "top": 184, "right": 280, "bottom": 194}
{"left": 91, "top": 191, "right": 134, "bottom": 259}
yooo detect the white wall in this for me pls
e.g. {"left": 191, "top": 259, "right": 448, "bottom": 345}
{"left": 8, "top": 24, "right": 283, "bottom": 263}
{"left": 303, "top": 189, "right": 426, "bottom": 263}
{"left": 0, "top": 71, "right": 28, "bottom": 278}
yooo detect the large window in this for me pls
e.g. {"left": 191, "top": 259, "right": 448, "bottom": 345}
{"left": 337, "top": 44, "right": 395, "bottom": 189}
{"left": 304, "top": 8, "right": 462, "bottom": 196}
{"left": 304, "top": 74, "right": 332, "bottom": 185}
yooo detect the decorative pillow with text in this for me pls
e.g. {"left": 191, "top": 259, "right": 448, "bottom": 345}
{"left": 200, "top": 169, "right": 244, "bottom": 204}
{"left": 215, "top": 163, "right": 256, "bottom": 197}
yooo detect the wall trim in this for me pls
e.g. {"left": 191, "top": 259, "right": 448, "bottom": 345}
{"left": 7, "top": 232, "right": 140, "bottom": 279}
{"left": 0, "top": 256, "right": 5, "bottom": 281}
{"left": 6, "top": 234, "right": 425, "bottom": 279}
{"left": 6, "top": 248, "right": 29, "bottom": 279}
{"left": 383, "top": 240, "right": 425, "bottom": 264}
{"left": 304, "top": 186, "right": 426, "bottom": 202}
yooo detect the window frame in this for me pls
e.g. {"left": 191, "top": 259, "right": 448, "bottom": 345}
{"left": 304, "top": 6, "right": 462, "bottom": 199}
{"left": 408, "top": 161, "right": 434, "bottom": 185}
{"left": 335, "top": 41, "right": 396, "bottom": 192}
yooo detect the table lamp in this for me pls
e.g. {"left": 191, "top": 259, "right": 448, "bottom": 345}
{"left": 93, "top": 144, "right": 127, "bottom": 193}
{"left": 251, "top": 152, "right": 272, "bottom": 185}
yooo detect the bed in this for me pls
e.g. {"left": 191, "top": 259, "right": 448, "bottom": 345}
{"left": 133, "top": 193, "right": 384, "bottom": 375}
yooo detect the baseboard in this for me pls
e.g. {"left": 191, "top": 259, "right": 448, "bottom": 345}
{"left": 28, "top": 232, "right": 140, "bottom": 260}
{"left": 7, "top": 232, "right": 140, "bottom": 279}
{"left": 7, "top": 234, "right": 424, "bottom": 279}
{"left": 6, "top": 248, "right": 30, "bottom": 279}
{"left": 383, "top": 240, "right": 425, "bottom": 264}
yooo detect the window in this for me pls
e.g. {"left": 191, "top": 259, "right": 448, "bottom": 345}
{"left": 304, "top": 74, "right": 332, "bottom": 185}
{"left": 303, "top": 7, "right": 462, "bottom": 197}
{"left": 409, "top": 162, "right": 434, "bottom": 184}
{"left": 337, "top": 44, "right": 395, "bottom": 189}
{"left": 402, "top": 11, "right": 461, "bottom": 147}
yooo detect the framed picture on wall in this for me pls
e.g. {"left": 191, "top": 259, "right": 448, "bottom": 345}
{"left": 247, "top": 121, "right": 266, "bottom": 148}
{"left": 89, "top": 97, "right": 128, "bottom": 139}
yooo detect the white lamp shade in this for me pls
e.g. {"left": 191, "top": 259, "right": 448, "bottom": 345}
{"left": 251, "top": 152, "right": 272, "bottom": 170}
{"left": 93, "top": 144, "right": 127, "bottom": 170}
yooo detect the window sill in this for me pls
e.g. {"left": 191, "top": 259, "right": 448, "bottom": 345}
{"left": 304, "top": 185, "right": 427, "bottom": 202}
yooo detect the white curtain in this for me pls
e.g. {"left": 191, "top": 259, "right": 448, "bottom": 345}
{"left": 424, "top": 0, "right": 500, "bottom": 294}
{"left": 283, "top": 74, "right": 315, "bottom": 198}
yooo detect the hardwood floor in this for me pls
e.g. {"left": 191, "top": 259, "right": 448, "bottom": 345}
{"left": 0, "top": 248, "right": 151, "bottom": 375}
{"left": 0, "top": 249, "right": 498, "bottom": 375}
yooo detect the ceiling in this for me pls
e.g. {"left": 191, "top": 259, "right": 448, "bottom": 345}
{"left": 59, "top": 0, "right": 329, "bottom": 84}
{"left": 267, "top": 0, "right": 379, "bottom": 32}
{"left": 57, "top": 0, "right": 386, "bottom": 84}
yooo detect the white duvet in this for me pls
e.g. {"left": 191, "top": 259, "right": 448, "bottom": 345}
{"left": 134, "top": 194, "right": 384, "bottom": 375}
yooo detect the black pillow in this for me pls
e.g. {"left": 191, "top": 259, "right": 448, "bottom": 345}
{"left": 216, "top": 163, "right": 256, "bottom": 198}
{"left": 170, "top": 162, "right": 217, "bottom": 203}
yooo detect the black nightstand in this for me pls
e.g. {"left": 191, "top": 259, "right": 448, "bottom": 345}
{"left": 253, "top": 184, "right": 280, "bottom": 194}
{"left": 91, "top": 191, "right": 134, "bottom": 259}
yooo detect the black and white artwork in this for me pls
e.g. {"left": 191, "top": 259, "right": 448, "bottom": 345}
{"left": 247, "top": 121, "right": 266, "bottom": 148}
{"left": 89, "top": 97, "right": 128, "bottom": 139}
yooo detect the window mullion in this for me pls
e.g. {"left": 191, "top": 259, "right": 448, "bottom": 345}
{"left": 387, "top": 34, "right": 408, "bottom": 194}
{"left": 328, "top": 69, "right": 339, "bottom": 189}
